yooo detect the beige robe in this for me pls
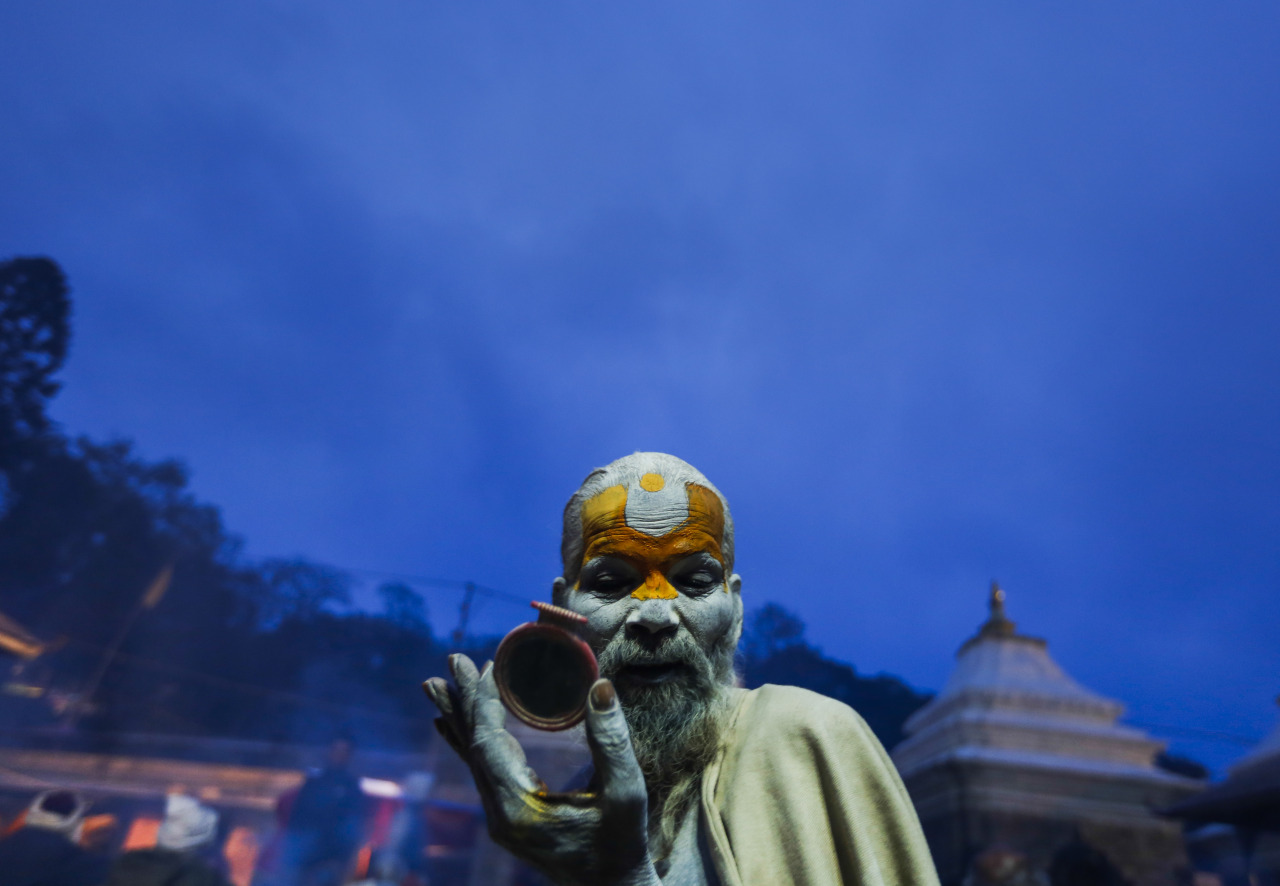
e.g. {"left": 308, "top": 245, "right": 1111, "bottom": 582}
{"left": 699, "top": 685, "right": 940, "bottom": 886}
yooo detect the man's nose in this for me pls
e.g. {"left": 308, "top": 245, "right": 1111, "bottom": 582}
{"left": 626, "top": 598, "right": 680, "bottom": 638}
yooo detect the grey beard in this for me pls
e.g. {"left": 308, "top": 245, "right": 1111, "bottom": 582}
{"left": 596, "top": 628, "right": 737, "bottom": 860}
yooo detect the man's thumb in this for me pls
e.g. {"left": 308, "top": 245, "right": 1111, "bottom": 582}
{"left": 584, "top": 679, "right": 646, "bottom": 806}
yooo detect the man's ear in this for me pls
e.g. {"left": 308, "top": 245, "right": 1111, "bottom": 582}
{"left": 728, "top": 573, "right": 744, "bottom": 645}
{"left": 552, "top": 576, "right": 569, "bottom": 607}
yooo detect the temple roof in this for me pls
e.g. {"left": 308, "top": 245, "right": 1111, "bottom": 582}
{"left": 940, "top": 583, "right": 1117, "bottom": 713}
{"left": 893, "top": 583, "right": 1187, "bottom": 785}
{"left": 1162, "top": 698, "right": 1280, "bottom": 830}
{"left": 1232, "top": 698, "right": 1280, "bottom": 775}
{"left": 905, "top": 583, "right": 1122, "bottom": 735}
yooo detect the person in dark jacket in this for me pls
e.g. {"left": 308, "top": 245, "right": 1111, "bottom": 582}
{"left": 275, "top": 736, "right": 365, "bottom": 886}
{"left": 106, "top": 793, "right": 230, "bottom": 886}
{"left": 0, "top": 789, "right": 109, "bottom": 886}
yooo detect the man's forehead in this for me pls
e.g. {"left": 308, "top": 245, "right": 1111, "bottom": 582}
{"left": 580, "top": 472, "right": 725, "bottom": 547}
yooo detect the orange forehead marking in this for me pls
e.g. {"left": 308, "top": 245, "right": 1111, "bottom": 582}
{"left": 577, "top": 482, "right": 727, "bottom": 598}
{"left": 639, "top": 472, "right": 665, "bottom": 492}
{"left": 580, "top": 484, "right": 627, "bottom": 535}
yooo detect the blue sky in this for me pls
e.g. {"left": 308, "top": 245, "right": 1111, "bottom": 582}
{"left": 2, "top": 2, "right": 1277, "bottom": 773}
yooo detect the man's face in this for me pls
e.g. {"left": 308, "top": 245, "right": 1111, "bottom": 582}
{"left": 553, "top": 472, "right": 742, "bottom": 694}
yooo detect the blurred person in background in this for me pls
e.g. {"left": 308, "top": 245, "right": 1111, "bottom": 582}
{"left": 106, "top": 793, "right": 230, "bottom": 886}
{"left": 274, "top": 734, "right": 366, "bottom": 886}
{"left": 0, "top": 789, "right": 110, "bottom": 886}
{"left": 963, "top": 847, "right": 1050, "bottom": 886}
{"left": 362, "top": 772, "right": 433, "bottom": 886}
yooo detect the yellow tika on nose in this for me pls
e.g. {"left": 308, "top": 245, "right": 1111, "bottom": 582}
{"left": 632, "top": 571, "right": 678, "bottom": 600}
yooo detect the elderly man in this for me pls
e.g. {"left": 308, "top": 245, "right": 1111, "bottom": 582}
{"left": 425, "top": 453, "right": 938, "bottom": 886}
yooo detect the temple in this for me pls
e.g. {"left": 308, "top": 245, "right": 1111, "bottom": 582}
{"left": 892, "top": 583, "right": 1201, "bottom": 886}
{"left": 1172, "top": 698, "right": 1280, "bottom": 884}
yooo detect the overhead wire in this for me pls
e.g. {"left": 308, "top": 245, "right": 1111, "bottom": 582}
{"left": 337, "top": 565, "right": 530, "bottom": 608}
{"left": 18, "top": 566, "right": 1266, "bottom": 753}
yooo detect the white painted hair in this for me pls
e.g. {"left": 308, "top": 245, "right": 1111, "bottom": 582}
{"left": 560, "top": 452, "right": 735, "bottom": 584}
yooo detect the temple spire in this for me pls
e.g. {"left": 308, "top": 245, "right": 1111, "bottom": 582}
{"left": 990, "top": 580, "right": 1007, "bottom": 619}
{"left": 956, "top": 579, "right": 1038, "bottom": 654}
{"left": 979, "top": 579, "right": 1017, "bottom": 640}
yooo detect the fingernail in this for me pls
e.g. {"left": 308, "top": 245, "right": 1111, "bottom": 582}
{"left": 421, "top": 681, "right": 434, "bottom": 698}
{"left": 590, "top": 679, "right": 616, "bottom": 711}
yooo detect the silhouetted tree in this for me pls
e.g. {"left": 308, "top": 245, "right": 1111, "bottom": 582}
{"left": 740, "top": 602, "right": 807, "bottom": 662}
{"left": 255, "top": 558, "right": 353, "bottom": 626}
{"left": 378, "top": 581, "right": 430, "bottom": 634}
{"left": 0, "top": 257, "right": 70, "bottom": 460}
{"left": 739, "top": 603, "right": 931, "bottom": 749}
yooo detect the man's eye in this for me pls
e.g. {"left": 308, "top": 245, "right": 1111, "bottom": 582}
{"left": 680, "top": 570, "right": 719, "bottom": 589}
{"left": 591, "top": 572, "right": 631, "bottom": 591}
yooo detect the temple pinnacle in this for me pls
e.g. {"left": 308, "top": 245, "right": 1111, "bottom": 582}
{"left": 979, "top": 579, "right": 1017, "bottom": 640}
{"left": 990, "top": 580, "right": 1006, "bottom": 619}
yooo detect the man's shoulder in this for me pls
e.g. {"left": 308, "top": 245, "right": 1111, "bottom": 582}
{"left": 737, "top": 683, "right": 874, "bottom": 734}
{"left": 730, "top": 684, "right": 893, "bottom": 762}
{"left": 713, "top": 691, "right": 940, "bottom": 885}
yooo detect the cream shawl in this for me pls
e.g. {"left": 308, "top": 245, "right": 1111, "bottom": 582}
{"left": 699, "top": 685, "right": 940, "bottom": 886}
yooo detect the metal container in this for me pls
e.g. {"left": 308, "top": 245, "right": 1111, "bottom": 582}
{"left": 493, "top": 601, "right": 599, "bottom": 731}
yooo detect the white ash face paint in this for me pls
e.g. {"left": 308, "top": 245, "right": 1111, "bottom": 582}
{"left": 552, "top": 452, "right": 743, "bottom": 681}
{"left": 556, "top": 577, "right": 743, "bottom": 672}
{"left": 622, "top": 473, "right": 688, "bottom": 537}
{"left": 559, "top": 452, "right": 735, "bottom": 587}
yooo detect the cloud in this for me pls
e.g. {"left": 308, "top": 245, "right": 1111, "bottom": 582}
{"left": 1, "top": 1, "right": 1278, "bottom": 772}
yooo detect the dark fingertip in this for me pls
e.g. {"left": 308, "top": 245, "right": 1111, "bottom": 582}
{"left": 589, "top": 679, "right": 616, "bottom": 712}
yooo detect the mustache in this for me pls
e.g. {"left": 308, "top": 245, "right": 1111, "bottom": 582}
{"left": 596, "top": 631, "right": 707, "bottom": 674}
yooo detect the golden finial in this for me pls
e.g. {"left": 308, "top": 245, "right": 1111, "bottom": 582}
{"left": 958, "top": 579, "right": 1044, "bottom": 654}
{"left": 979, "top": 579, "right": 1016, "bottom": 639}
{"left": 990, "top": 580, "right": 1006, "bottom": 617}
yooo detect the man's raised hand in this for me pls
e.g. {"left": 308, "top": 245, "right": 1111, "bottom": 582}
{"left": 423, "top": 654, "right": 660, "bottom": 886}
